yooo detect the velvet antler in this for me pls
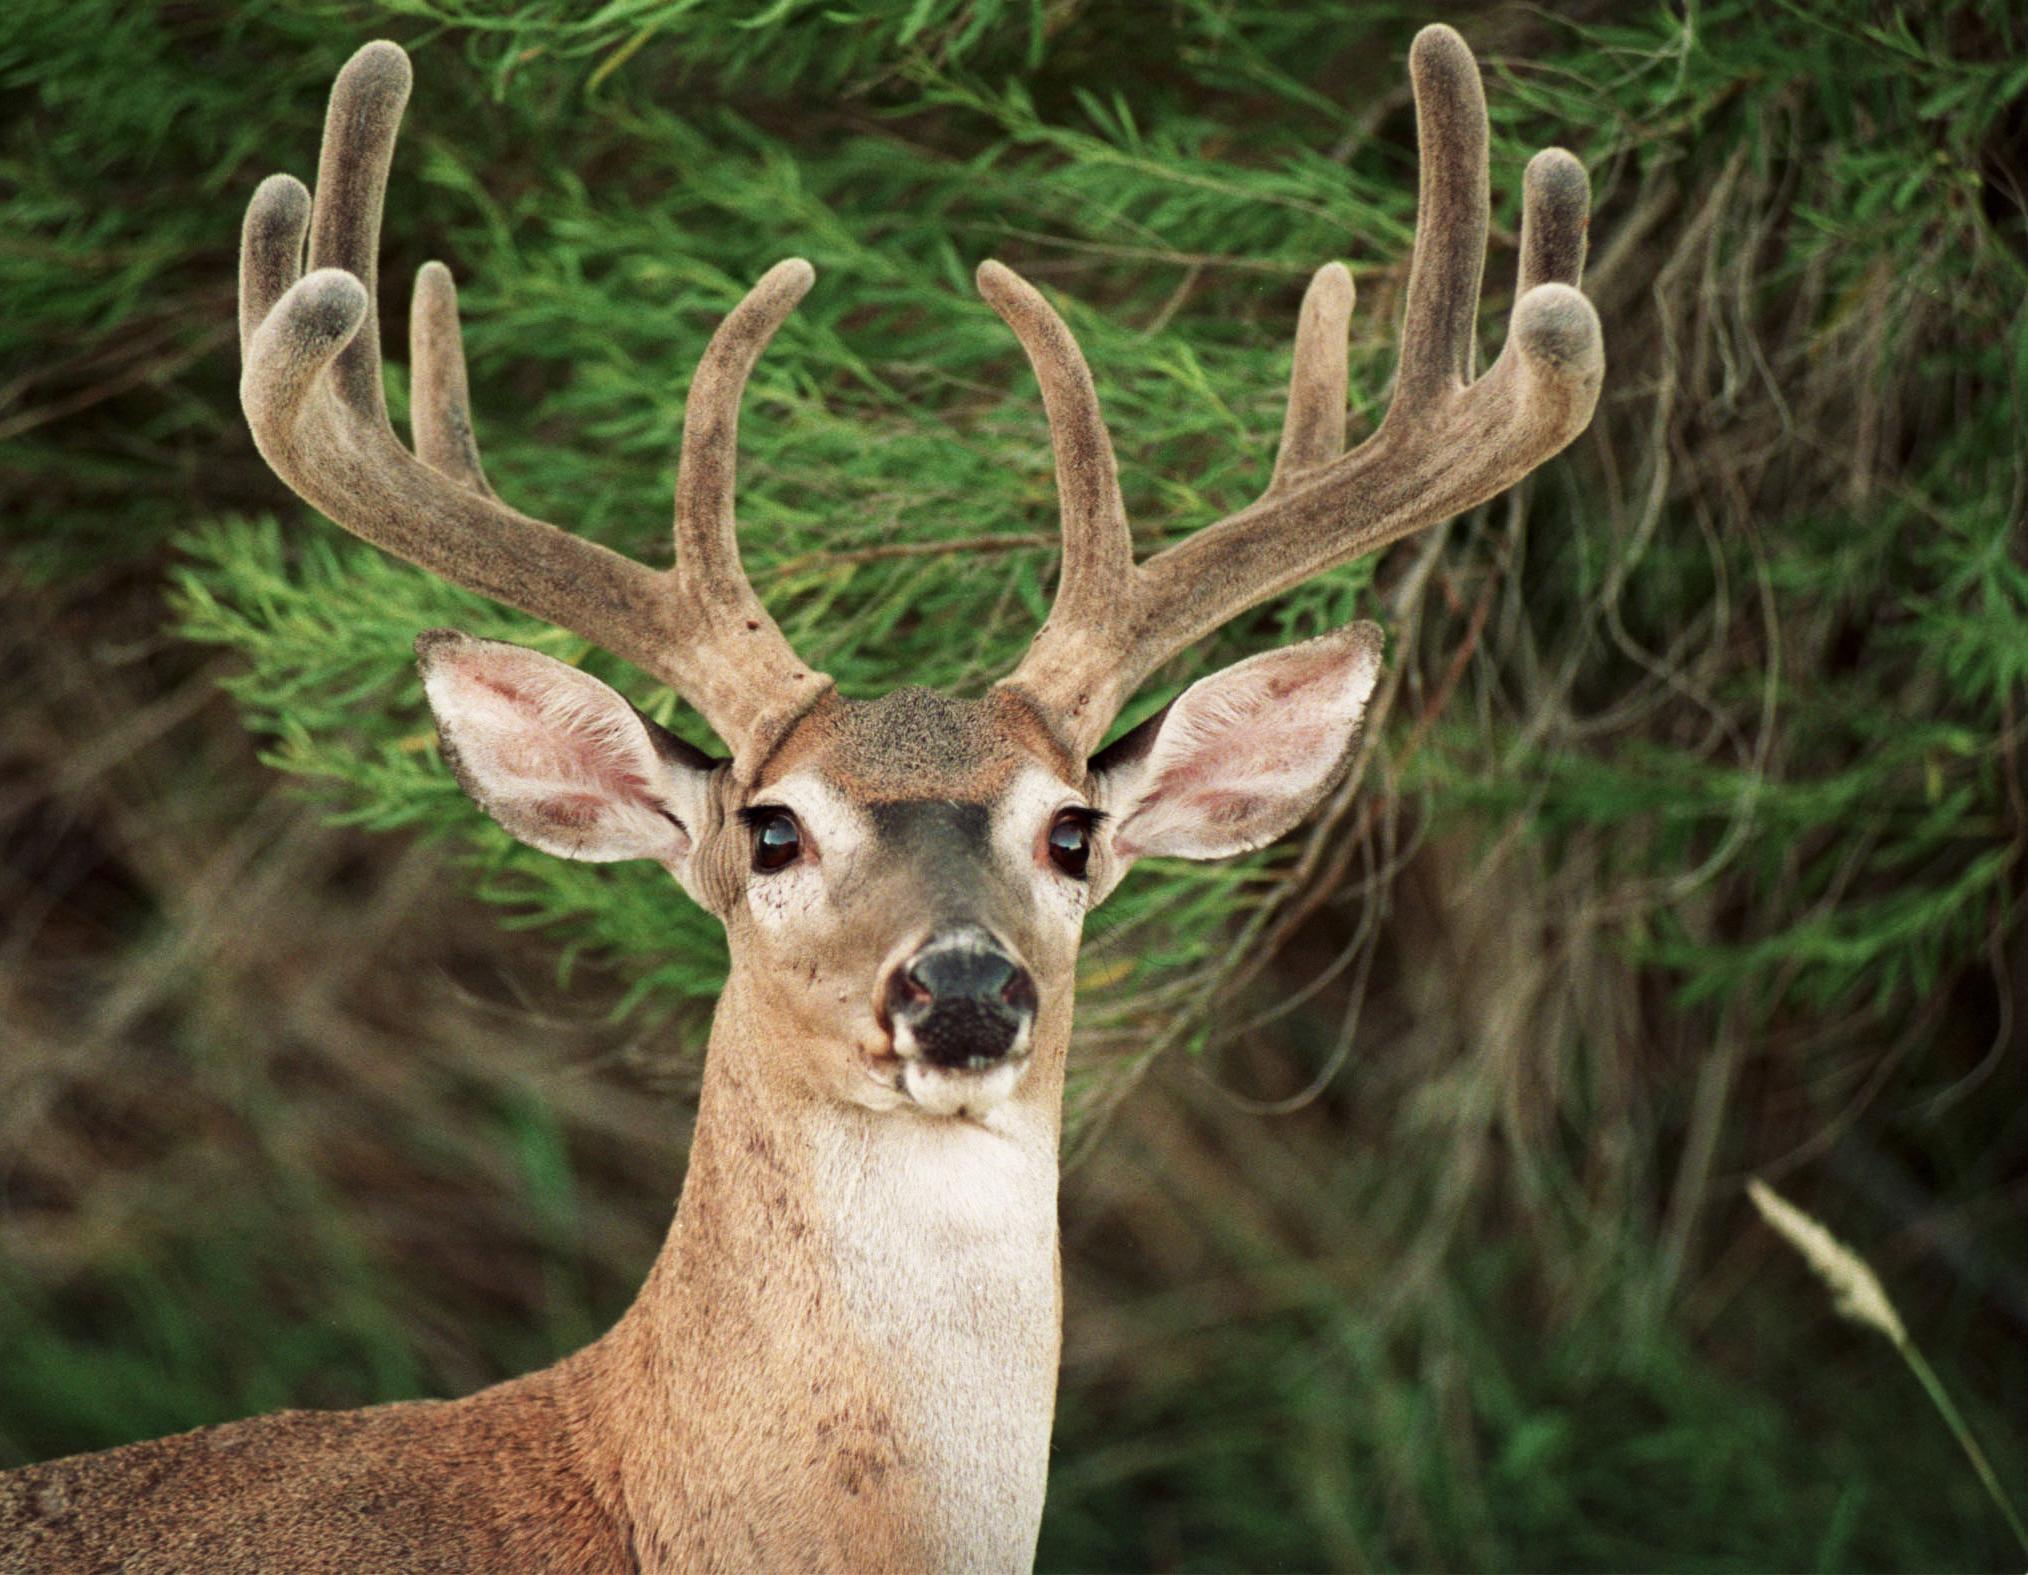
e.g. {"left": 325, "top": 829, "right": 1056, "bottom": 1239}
{"left": 985, "top": 25, "right": 1603, "bottom": 754}
{"left": 238, "top": 41, "right": 826, "bottom": 757}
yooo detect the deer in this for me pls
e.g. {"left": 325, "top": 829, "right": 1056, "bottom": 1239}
{"left": 0, "top": 23, "right": 1600, "bottom": 1573}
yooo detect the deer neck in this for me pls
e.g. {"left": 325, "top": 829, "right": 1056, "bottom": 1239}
{"left": 580, "top": 968, "right": 1066, "bottom": 1571}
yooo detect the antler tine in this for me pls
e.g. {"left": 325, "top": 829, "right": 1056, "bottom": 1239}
{"left": 976, "top": 261, "right": 1137, "bottom": 676}
{"left": 308, "top": 41, "right": 408, "bottom": 427}
{"left": 240, "top": 174, "right": 311, "bottom": 357}
{"left": 1393, "top": 25, "right": 1490, "bottom": 407}
{"left": 653, "top": 255, "right": 831, "bottom": 742}
{"left": 1267, "top": 262, "right": 1355, "bottom": 492}
{"left": 240, "top": 41, "right": 827, "bottom": 757}
{"left": 409, "top": 261, "right": 495, "bottom": 496}
{"left": 996, "top": 24, "right": 1603, "bottom": 756}
{"left": 675, "top": 261, "right": 815, "bottom": 557}
{"left": 1518, "top": 145, "right": 1591, "bottom": 294}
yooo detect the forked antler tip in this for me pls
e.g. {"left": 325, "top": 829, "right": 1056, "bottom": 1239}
{"left": 242, "top": 268, "right": 369, "bottom": 437}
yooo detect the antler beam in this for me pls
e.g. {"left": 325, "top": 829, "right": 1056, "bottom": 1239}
{"left": 239, "top": 41, "right": 825, "bottom": 757}
{"left": 989, "top": 25, "right": 1604, "bottom": 754}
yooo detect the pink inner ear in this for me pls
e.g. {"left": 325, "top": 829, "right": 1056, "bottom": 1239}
{"left": 1178, "top": 789, "right": 1269, "bottom": 832}
{"left": 526, "top": 791, "right": 617, "bottom": 833}
{"left": 425, "top": 640, "right": 690, "bottom": 863}
{"left": 468, "top": 670, "right": 530, "bottom": 705}
{"left": 452, "top": 651, "right": 651, "bottom": 800}
{"left": 1148, "top": 675, "right": 1343, "bottom": 806}
{"left": 1114, "top": 633, "right": 1377, "bottom": 861}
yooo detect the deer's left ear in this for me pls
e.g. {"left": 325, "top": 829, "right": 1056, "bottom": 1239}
{"left": 1088, "top": 621, "right": 1382, "bottom": 877}
{"left": 416, "top": 629, "right": 720, "bottom": 869}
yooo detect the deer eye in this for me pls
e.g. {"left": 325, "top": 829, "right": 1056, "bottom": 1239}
{"left": 1047, "top": 809, "right": 1097, "bottom": 879}
{"left": 743, "top": 807, "right": 803, "bottom": 873}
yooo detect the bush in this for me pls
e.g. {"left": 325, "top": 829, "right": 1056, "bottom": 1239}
{"left": 3, "top": 1, "right": 2024, "bottom": 1567}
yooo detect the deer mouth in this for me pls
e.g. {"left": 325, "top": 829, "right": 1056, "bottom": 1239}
{"left": 866, "top": 925, "right": 1037, "bottom": 1116}
{"left": 893, "top": 1045, "right": 1031, "bottom": 1119}
{"left": 864, "top": 1007, "right": 1033, "bottom": 1118}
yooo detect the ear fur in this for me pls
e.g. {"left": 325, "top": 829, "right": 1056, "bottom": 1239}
{"left": 1091, "top": 621, "right": 1383, "bottom": 869}
{"left": 415, "top": 629, "right": 719, "bottom": 865}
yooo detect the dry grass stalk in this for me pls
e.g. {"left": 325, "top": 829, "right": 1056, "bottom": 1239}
{"left": 1746, "top": 1178, "right": 1905, "bottom": 1344}
{"left": 1749, "top": 1179, "right": 2028, "bottom": 1559}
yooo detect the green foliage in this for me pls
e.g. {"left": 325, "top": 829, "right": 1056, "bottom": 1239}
{"left": 6, "top": 0, "right": 2028, "bottom": 1569}
{"left": 1045, "top": 1247, "right": 2015, "bottom": 1572}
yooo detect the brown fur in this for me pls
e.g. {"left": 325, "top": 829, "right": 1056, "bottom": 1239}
{"left": 0, "top": 1370, "right": 629, "bottom": 1573}
{"left": 756, "top": 686, "right": 1077, "bottom": 800}
{"left": 570, "top": 979, "right": 1052, "bottom": 1572}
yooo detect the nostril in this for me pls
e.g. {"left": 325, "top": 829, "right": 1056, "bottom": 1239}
{"left": 884, "top": 963, "right": 932, "bottom": 1026}
{"left": 1000, "top": 966, "right": 1038, "bottom": 1015}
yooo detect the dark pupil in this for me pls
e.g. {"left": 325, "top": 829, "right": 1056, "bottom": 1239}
{"left": 752, "top": 812, "right": 801, "bottom": 872}
{"left": 1049, "top": 815, "right": 1091, "bottom": 878}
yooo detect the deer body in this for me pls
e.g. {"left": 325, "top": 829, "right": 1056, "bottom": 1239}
{"left": 3, "top": 25, "right": 1602, "bottom": 1571}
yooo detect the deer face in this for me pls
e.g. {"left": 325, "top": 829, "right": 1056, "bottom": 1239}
{"left": 417, "top": 625, "right": 1381, "bottom": 1121}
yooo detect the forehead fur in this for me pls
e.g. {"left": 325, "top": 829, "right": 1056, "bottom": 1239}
{"left": 756, "top": 686, "right": 1076, "bottom": 801}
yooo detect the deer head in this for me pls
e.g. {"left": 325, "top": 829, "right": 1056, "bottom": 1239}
{"left": 238, "top": 29, "right": 1602, "bottom": 1127}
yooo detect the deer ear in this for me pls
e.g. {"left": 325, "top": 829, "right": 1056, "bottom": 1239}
{"left": 1089, "top": 621, "right": 1382, "bottom": 870}
{"left": 415, "top": 630, "right": 720, "bottom": 866}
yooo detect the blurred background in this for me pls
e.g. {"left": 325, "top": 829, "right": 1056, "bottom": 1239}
{"left": 4, "top": 0, "right": 2026, "bottom": 1568}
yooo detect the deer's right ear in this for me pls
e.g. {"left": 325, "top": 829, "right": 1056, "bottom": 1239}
{"left": 415, "top": 630, "right": 720, "bottom": 867}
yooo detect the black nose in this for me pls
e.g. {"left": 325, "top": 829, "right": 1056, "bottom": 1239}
{"left": 885, "top": 927, "right": 1038, "bottom": 1070}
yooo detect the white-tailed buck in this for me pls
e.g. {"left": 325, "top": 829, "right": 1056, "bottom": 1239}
{"left": 2, "top": 24, "right": 1600, "bottom": 1572}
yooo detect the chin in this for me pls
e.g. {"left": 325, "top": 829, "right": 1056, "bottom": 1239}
{"left": 900, "top": 1055, "right": 1030, "bottom": 1120}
